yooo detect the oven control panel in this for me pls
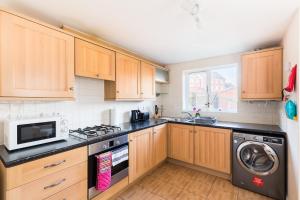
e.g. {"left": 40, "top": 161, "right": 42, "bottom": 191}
{"left": 89, "top": 135, "right": 128, "bottom": 155}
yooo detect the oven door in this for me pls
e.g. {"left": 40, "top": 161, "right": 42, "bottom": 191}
{"left": 88, "top": 143, "right": 129, "bottom": 199}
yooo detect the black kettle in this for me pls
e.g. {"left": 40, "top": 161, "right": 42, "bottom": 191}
{"left": 131, "top": 110, "right": 141, "bottom": 122}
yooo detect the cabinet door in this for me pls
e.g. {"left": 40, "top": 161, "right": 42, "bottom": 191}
{"left": 168, "top": 124, "right": 194, "bottom": 164}
{"left": 194, "top": 127, "right": 231, "bottom": 174}
{"left": 116, "top": 53, "right": 141, "bottom": 99}
{"left": 129, "top": 128, "right": 152, "bottom": 183}
{"left": 241, "top": 49, "right": 282, "bottom": 100}
{"left": 141, "top": 62, "right": 155, "bottom": 99}
{"left": 75, "top": 38, "right": 115, "bottom": 81}
{"left": 153, "top": 124, "right": 167, "bottom": 166}
{"left": 0, "top": 12, "right": 74, "bottom": 98}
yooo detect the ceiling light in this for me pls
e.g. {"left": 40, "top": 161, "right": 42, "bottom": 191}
{"left": 181, "top": 0, "right": 204, "bottom": 29}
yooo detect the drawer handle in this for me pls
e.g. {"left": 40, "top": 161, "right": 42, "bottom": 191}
{"left": 44, "top": 160, "right": 66, "bottom": 169}
{"left": 44, "top": 178, "right": 66, "bottom": 190}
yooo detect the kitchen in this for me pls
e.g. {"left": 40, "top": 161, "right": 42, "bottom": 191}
{"left": 0, "top": 1, "right": 298, "bottom": 200}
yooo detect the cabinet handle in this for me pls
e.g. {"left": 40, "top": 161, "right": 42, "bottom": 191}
{"left": 96, "top": 74, "right": 99, "bottom": 77}
{"left": 141, "top": 92, "right": 144, "bottom": 95}
{"left": 129, "top": 140, "right": 133, "bottom": 142}
{"left": 69, "top": 87, "right": 74, "bottom": 91}
{"left": 44, "top": 178, "right": 66, "bottom": 190}
{"left": 44, "top": 160, "right": 66, "bottom": 169}
{"left": 153, "top": 131, "right": 157, "bottom": 134}
{"left": 242, "top": 90, "right": 245, "bottom": 93}
{"left": 116, "top": 91, "right": 119, "bottom": 93}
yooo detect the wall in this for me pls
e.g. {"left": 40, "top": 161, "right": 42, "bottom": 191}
{"left": 279, "top": 9, "right": 300, "bottom": 200}
{"left": 0, "top": 77, "right": 159, "bottom": 144}
{"left": 161, "top": 53, "right": 280, "bottom": 125}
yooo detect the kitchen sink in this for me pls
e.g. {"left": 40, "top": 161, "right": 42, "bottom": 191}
{"left": 186, "top": 117, "right": 217, "bottom": 124}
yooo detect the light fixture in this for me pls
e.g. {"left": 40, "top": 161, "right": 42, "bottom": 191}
{"left": 181, "top": 0, "right": 204, "bottom": 29}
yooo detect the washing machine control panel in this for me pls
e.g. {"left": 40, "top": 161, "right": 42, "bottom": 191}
{"left": 263, "top": 137, "right": 283, "bottom": 144}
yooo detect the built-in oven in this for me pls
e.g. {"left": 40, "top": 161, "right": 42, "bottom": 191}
{"left": 88, "top": 135, "right": 128, "bottom": 199}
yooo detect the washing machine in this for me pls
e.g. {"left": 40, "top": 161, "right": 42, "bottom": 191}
{"left": 232, "top": 132, "right": 286, "bottom": 200}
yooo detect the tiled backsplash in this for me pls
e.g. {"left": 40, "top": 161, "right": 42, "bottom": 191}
{"left": 161, "top": 98, "right": 280, "bottom": 125}
{"left": 0, "top": 77, "right": 158, "bottom": 144}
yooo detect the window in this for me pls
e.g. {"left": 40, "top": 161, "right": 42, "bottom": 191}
{"left": 183, "top": 64, "right": 238, "bottom": 113}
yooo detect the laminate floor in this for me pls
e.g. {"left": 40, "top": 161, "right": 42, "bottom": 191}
{"left": 115, "top": 162, "right": 273, "bottom": 200}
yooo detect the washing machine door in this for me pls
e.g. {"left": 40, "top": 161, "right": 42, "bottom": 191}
{"left": 237, "top": 141, "right": 279, "bottom": 176}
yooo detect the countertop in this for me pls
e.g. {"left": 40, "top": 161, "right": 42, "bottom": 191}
{"left": 0, "top": 119, "right": 168, "bottom": 168}
{"left": 167, "top": 119, "right": 285, "bottom": 136}
{"left": 0, "top": 118, "right": 284, "bottom": 168}
{"left": 0, "top": 136, "right": 87, "bottom": 167}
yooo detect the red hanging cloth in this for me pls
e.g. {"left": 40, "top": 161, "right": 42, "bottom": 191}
{"left": 284, "top": 64, "right": 297, "bottom": 92}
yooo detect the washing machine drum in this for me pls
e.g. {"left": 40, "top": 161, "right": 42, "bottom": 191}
{"left": 237, "top": 141, "right": 279, "bottom": 176}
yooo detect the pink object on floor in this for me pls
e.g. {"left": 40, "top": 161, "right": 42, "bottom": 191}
{"left": 95, "top": 152, "right": 112, "bottom": 191}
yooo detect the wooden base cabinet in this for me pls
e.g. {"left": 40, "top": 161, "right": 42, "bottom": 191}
{"left": 129, "top": 124, "right": 168, "bottom": 183}
{"left": 0, "top": 147, "right": 88, "bottom": 200}
{"left": 0, "top": 11, "right": 75, "bottom": 99}
{"left": 153, "top": 124, "right": 168, "bottom": 166}
{"left": 129, "top": 128, "right": 153, "bottom": 183}
{"left": 168, "top": 124, "right": 194, "bottom": 164}
{"left": 194, "top": 127, "right": 231, "bottom": 174}
{"left": 45, "top": 180, "right": 87, "bottom": 200}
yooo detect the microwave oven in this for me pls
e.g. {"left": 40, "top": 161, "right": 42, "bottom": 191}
{"left": 4, "top": 116, "right": 69, "bottom": 151}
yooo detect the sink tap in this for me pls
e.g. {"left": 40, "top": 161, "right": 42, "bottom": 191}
{"left": 182, "top": 112, "right": 193, "bottom": 119}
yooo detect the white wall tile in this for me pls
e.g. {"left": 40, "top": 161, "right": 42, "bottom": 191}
{"left": 0, "top": 77, "right": 159, "bottom": 144}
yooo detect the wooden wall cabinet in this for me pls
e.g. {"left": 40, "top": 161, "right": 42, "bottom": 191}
{"left": 75, "top": 38, "right": 115, "bottom": 81}
{"left": 105, "top": 53, "right": 141, "bottom": 100}
{"left": 194, "top": 127, "right": 231, "bottom": 174}
{"left": 0, "top": 11, "right": 75, "bottom": 99}
{"left": 168, "top": 124, "right": 194, "bottom": 164}
{"left": 141, "top": 62, "right": 156, "bottom": 99}
{"left": 241, "top": 47, "right": 283, "bottom": 100}
{"left": 128, "top": 128, "right": 153, "bottom": 183}
{"left": 105, "top": 53, "right": 156, "bottom": 100}
{"left": 153, "top": 124, "right": 168, "bottom": 166}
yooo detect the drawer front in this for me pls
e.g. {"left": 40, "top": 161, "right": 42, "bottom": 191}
{"left": 6, "top": 161, "right": 87, "bottom": 200}
{"left": 6, "top": 146, "right": 87, "bottom": 190}
{"left": 45, "top": 180, "right": 87, "bottom": 200}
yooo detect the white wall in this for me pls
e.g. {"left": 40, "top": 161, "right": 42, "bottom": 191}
{"left": 161, "top": 53, "right": 280, "bottom": 125}
{"left": 0, "top": 77, "right": 159, "bottom": 144}
{"left": 279, "top": 9, "right": 300, "bottom": 200}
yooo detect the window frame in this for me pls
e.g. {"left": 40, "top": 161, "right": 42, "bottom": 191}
{"left": 182, "top": 63, "right": 238, "bottom": 113}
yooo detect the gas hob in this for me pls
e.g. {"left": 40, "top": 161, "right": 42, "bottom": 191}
{"left": 69, "top": 125, "right": 122, "bottom": 140}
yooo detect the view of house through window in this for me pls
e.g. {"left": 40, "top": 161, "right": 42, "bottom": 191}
{"left": 183, "top": 64, "right": 238, "bottom": 113}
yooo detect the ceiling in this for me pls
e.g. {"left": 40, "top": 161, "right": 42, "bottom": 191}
{"left": 1, "top": 0, "right": 299, "bottom": 65}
